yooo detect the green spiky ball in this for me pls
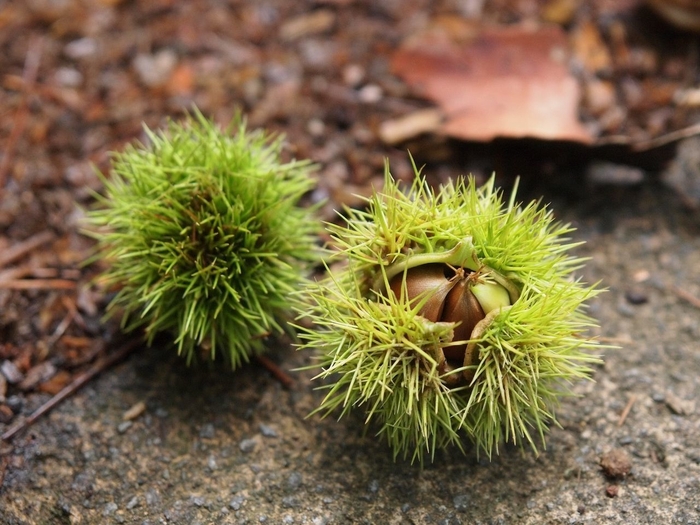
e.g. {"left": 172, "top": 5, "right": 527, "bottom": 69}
{"left": 297, "top": 162, "right": 602, "bottom": 462}
{"left": 86, "top": 110, "right": 320, "bottom": 367}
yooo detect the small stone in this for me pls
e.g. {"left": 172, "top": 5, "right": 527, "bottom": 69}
{"left": 117, "top": 421, "right": 133, "bottom": 434}
{"left": 358, "top": 84, "right": 382, "bottom": 103}
{"left": 229, "top": 495, "right": 245, "bottom": 511}
{"left": 133, "top": 49, "right": 177, "bottom": 88}
{"left": 54, "top": 67, "right": 83, "bottom": 87}
{"left": 0, "top": 404, "right": 13, "bottom": 423}
{"left": 605, "top": 485, "right": 619, "bottom": 498}
{"left": 191, "top": 496, "right": 205, "bottom": 507}
{"left": 665, "top": 391, "right": 695, "bottom": 415}
{"left": 126, "top": 496, "right": 139, "bottom": 510}
{"left": 453, "top": 494, "right": 470, "bottom": 511}
{"left": 5, "top": 395, "right": 22, "bottom": 413}
{"left": 368, "top": 479, "right": 379, "bottom": 493}
{"left": 282, "top": 496, "right": 298, "bottom": 508}
{"left": 600, "top": 449, "right": 632, "bottom": 479}
{"left": 259, "top": 423, "right": 277, "bottom": 437}
{"left": 199, "top": 423, "right": 215, "bottom": 439}
{"left": 64, "top": 37, "right": 97, "bottom": 59}
{"left": 617, "top": 303, "right": 635, "bottom": 317}
{"left": 239, "top": 437, "right": 257, "bottom": 453}
{"left": 625, "top": 288, "right": 648, "bottom": 305}
{"left": 652, "top": 392, "right": 665, "bottom": 403}
{"left": 342, "top": 64, "right": 365, "bottom": 87}
{"left": 287, "top": 472, "right": 302, "bottom": 489}
{"left": 103, "top": 502, "right": 118, "bottom": 516}
{"left": 145, "top": 489, "right": 161, "bottom": 506}
{"left": 1, "top": 360, "right": 24, "bottom": 384}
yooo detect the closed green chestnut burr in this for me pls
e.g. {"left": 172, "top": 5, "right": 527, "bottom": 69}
{"left": 85, "top": 110, "right": 320, "bottom": 367}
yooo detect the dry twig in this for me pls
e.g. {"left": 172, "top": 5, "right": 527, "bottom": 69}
{"left": 1, "top": 338, "right": 143, "bottom": 443}
{"left": 0, "top": 279, "right": 77, "bottom": 290}
{"left": 617, "top": 394, "right": 638, "bottom": 427}
{"left": 0, "top": 231, "right": 54, "bottom": 268}
{"left": 255, "top": 355, "right": 294, "bottom": 389}
{"left": 671, "top": 285, "right": 700, "bottom": 309}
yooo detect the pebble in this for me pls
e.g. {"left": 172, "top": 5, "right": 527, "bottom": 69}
{"left": 145, "top": 489, "right": 161, "bottom": 506}
{"left": 282, "top": 496, "right": 298, "bottom": 508}
{"left": 287, "top": 472, "right": 302, "bottom": 489}
{"left": 133, "top": 49, "right": 177, "bottom": 88}
{"left": 453, "top": 494, "right": 470, "bottom": 511}
{"left": 199, "top": 423, "right": 215, "bottom": 439}
{"left": 617, "top": 303, "right": 635, "bottom": 317}
{"left": 358, "top": 84, "right": 383, "bottom": 103}
{"left": 117, "top": 421, "right": 133, "bottom": 434}
{"left": 0, "top": 404, "right": 13, "bottom": 423}
{"left": 605, "top": 485, "right": 619, "bottom": 498}
{"left": 259, "top": 423, "right": 278, "bottom": 438}
{"left": 600, "top": 449, "right": 632, "bottom": 479}
{"left": 54, "top": 67, "right": 83, "bottom": 87}
{"left": 1, "top": 360, "right": 24, "bottom": 384}
{"left": 625, "top": 288, "right": 649, "bottom": 305}
{"left": 64, "top": 37, "right": 97, "bottom": 59}
{"left": 5, "top": 395, "right": 22, "bottom": 413}
{"left": 229, "top": 495, "right": 245, "bottom": 511}
{"left": 239, "top": 438, "right": 257, "bottom": 453}
{"left": 665, "top": 391, "right": 695, "bottom": 415}
{"left": 103, "top": 502, "right": 118, "bottom": 516}
{"left": 126, "top": 496, "right": 139, "bottom": 510}
{"left": 652, "top": 392, "right": 665, "bottom": 402}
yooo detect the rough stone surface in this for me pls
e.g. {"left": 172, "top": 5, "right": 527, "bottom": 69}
{"left": 1, "top": 181, "right": 699, "bottom": 524}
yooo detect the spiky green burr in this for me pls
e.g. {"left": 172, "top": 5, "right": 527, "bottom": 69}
{"left": 86, "top": 110, "right": 320, "bottom": 367}
{"left": 297, "top": 162, "right": 602, "bottom": 462}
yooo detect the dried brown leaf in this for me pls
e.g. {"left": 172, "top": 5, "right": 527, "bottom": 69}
{"left": 391, "top": 24, "right": 593, "bottom": 143}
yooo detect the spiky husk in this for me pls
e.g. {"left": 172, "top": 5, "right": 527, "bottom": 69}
{"left": 298, "top": 162, "right": 602, "bottom": 462}
{"left": 86, "top": 109, "right": 320, "bottom": 367}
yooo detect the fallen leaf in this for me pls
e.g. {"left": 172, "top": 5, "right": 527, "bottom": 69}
{"left": 38, "top": 370, "right": 72, "bottom": 395}
{"left": 391, "top": 24, "right": 593, "bottom": 143}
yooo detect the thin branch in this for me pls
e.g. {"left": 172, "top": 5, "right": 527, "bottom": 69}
{"left": 671, "top": 285, "right": 700, "bottom": 309}
{"left": 255, "top": 355, "right": 294, "bottom": 389}
{"left": 0, "top": 36, "right": 43, "bottom": 188}
{"left": 0, "top": 279, "right": 76, "bottom": 290}
{"left": 0, "top": 231, "right": 54, "bottom": 268}
{"left": 617, "top": 394, "right": 637, "bottom": 427}
{"left": 1, "top": 338, "right": 143, "bottom": 443}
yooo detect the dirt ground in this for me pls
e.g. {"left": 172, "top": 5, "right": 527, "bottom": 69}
{"left": 1, "top": 1, "right": 700, "bottom": 524}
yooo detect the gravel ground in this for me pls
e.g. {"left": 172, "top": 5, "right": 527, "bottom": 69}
{"left": 1, "top": 177, "right": 699, "bottom": 525}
